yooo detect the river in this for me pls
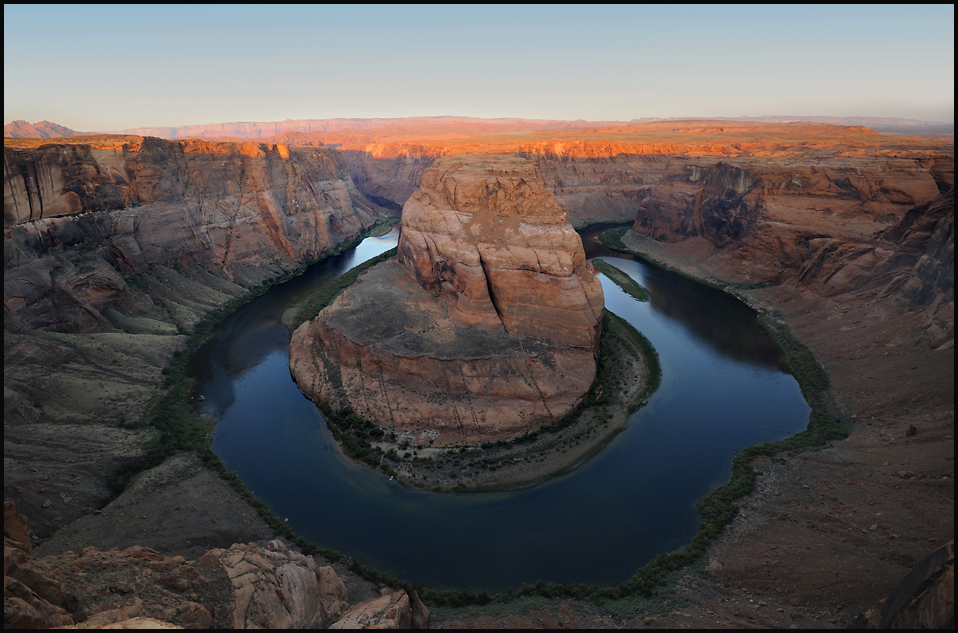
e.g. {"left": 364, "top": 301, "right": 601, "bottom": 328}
{"left": 189, "top": 226, "right": 810, "bottom": 591}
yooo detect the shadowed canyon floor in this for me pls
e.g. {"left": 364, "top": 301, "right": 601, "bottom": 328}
{"left": 4, "top": 119, "right": 953, "bottom": 628}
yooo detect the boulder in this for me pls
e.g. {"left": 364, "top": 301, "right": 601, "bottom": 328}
{"left": 330, "top": 587, "right": 430, "bottom": 629}
{"left": 205, "top": 539, "right": 348, "bottom": 629}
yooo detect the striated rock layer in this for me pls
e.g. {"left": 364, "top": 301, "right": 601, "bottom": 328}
{"left": 794, "top": 187, "right": 954, "bottom": 346}
{"left": 4, "top": 137, "right": 387, "bottom": 333}
{"left": 4, "top": 137, "right": 389, "bottom": 539}
{"left": 283, "top": 120, "right": 950, "bottom": 229}
{"left": 290, "top": 156, "right": 603, "bottom": 445}
{"left": 397, "top": 155, "right": 604, "bottom": 347}
{"left": 625, "top": 158, "right": 953, "bottom": 345}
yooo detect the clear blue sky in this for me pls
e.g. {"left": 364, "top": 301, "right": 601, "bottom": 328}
{"left": 4, "top": 4, "right": 954, "bottom": 131}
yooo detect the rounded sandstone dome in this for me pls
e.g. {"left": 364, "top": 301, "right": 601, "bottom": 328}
{"left": 290, "top": 155, "right": 604, "bottom": 446}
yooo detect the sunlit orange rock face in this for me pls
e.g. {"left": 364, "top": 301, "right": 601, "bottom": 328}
{"left": 290, "top": 156, "right": 604, "bottom": 446}
{"left": 261, "top": 119, "right": 952, "bottom": 229}
{"left": 397, "top": 155, "right": 604, "bottom": 347}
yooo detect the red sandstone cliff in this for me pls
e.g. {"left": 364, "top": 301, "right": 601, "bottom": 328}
{"left": 3, "top": 137, "right": 389, "bottom": 539}
{"left": 264, "top": 121, "right": 950, "bottom": 229}
{"left": 630, "top": 156, "right": 944, "bottom": 267}
{"left": 4, "top": 137, "right": 386, "bottom": 333}
{"left": 290, "top": 156, "right": 603, "bottom": 445}
{"left": 793, "top": 188, "right": 954, "bottom": 347}
{"left": 397, "top": 156, "right": 604, "bottom": 347}
{"left": 4, "top": 118, "right": 954, "bottom": 628}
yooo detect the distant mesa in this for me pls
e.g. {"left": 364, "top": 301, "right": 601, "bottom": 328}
{"left": 3, "top": 120, "right": 80, "bottom": 138}
{"left": 289, "top": 155, "right": 604, "bottom": 446}
{"left": 9, "top": 114, "right": 950, "bottom": 143}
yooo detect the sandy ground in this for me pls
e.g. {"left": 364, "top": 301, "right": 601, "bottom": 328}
{"left": 33, "top": 453, "right": 274, "bottom": 562}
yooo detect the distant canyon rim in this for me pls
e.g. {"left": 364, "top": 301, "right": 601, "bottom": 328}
{"left": 3, "top": 116, "right": 953, "bottom": 628}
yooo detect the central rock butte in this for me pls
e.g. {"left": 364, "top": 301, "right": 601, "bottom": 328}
{"left": 289, "top": 155, "right": 604, "bottom": 445}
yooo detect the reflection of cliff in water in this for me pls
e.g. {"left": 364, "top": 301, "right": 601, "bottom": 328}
{"left": 641, "top": 266, "right": 785, "bottom": 370}
{"left": 188, "top": 233, "right": 405, "bottom": 421}
{"left": 580, "top": 226, "right": 785, "bottom": 370}
{"left": 203, "top": 230, "right": 812, "bottom": 590}
{"left": 187, "top": 247, "right": 373, "bottom": 417}
{"left": 192, "top": 317, "right": 294, "bottom": 416}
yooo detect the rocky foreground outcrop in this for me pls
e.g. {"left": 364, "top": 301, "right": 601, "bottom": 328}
{"left": 4, "top": 502, "right": 428, "bottom": 629}
{"left": 290, "top": 155, "right": 603, "bottom": 445}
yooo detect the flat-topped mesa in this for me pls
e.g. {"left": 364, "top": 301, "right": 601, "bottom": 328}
{"left": 289, "top": 155, "right": 604, "bottom": 446}
{"left": 398, "top": 155, "right": 604, "bottom": 348}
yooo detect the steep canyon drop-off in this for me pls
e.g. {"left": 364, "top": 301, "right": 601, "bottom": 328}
{"left": 332, "top": 123, "right": 952, "bottom": 347}
{"left": 4, "top": 137, "right": 389, "bottom": 537}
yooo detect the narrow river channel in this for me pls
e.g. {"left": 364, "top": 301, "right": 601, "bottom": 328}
{"left": 189, "top": 226, "right": 810, "bottom": 591}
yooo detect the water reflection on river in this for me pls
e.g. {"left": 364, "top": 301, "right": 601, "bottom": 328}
{"left": 191, "top": 226, "right": 810, "bottom": 591}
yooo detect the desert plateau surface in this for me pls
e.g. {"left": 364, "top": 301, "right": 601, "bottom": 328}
{"left": 4, "top": 117, "right": 954, "bottom": 629}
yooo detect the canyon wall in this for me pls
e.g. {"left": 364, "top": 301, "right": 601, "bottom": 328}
{"left": 328, "top": 127, "right": 954, "bottom": 626}
{"left": 290, "top": 156, "right": 603, "bottom": 445}
{"left": 4, "top": 137, "right": 389, "bottom": 537}
{"left": 624, "top": 156, "right": 952, "bottom": 345}
{"left": 4, "top": 137, "right": 385, "bottom": 332}
{"left": 4, "top": 120, "right": 952, "bottom": 627}
{"left": 630, "top": 155, "right": 947, "bottom": 272}
{"left": 340, "top": 144, "right": 670, "bottom": 227}
{"left": 339, "top": 141, "right": 949, "bottom": 234}
{"left": 334, "top": 136, "right": 951, "bottom": 345}
{"left": 793, "top": 187, "right": 954, "bottom": 347}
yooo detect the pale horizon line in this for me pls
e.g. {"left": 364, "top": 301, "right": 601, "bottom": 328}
{"left": 6, "top": 113, "right": 956, "bottom": 136}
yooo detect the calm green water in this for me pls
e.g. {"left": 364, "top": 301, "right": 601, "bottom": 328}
{"left": 191, "top": 226, "right": 809, "bottom": 591}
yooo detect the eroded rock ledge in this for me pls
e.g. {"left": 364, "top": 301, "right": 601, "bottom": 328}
{"left": 290, "top": 156, "right": 604, "bottom": 445}
{"left": 3, "top": 502, "right": 429, "bottom": 629}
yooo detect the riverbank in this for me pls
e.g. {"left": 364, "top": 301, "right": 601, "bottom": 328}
{"left": 19, "top": 219, "right": 397, "bottom": 554}
{"left": 22, "top": 221, "right": 950, "bottom": 629}
{"left": 283, "top": 239, "right": 661, "bottom": 493}
{"left": 367, "top": 310, "right": 659, "bottom": 493}
{"left": 555, "top": 226, "right": 951, "bottom": 623}
{"left": 427, "top": 223, "right": 954, "bottom": 627}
